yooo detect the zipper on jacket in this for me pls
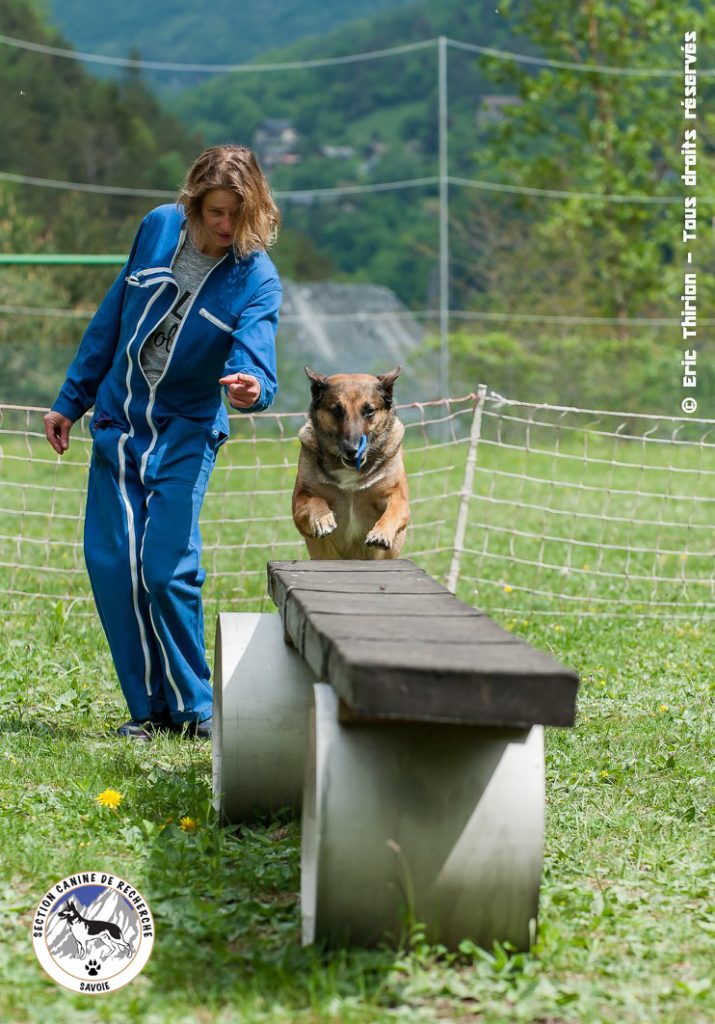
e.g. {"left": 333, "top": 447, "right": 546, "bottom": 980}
{"left": 139, "top": 242, "right": 230, "bottom": 482}
{"left": 133, "top": 226, "right": 187, "bottom": 390}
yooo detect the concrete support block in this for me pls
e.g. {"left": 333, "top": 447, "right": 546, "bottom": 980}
{"left": 302, "top": 684, "right": 544, "bottom": 950}
{"left": 213, "top": 612, "right": 315, "bottom": 822}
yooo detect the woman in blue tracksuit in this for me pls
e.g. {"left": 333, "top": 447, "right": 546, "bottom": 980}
{"left": 43, "top": 145, "right": 282, "bottom": 741}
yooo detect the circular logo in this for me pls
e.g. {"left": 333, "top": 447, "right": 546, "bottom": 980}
{"left": 681, "top": 396, "right": 698, "bottom": 415}
{"left": 32, "top": 872, "right": 154, "bottom": 993}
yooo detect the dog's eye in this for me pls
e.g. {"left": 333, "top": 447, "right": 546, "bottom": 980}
{"left": 362, "top": 405, "right": 375, "bottom": 418}
{"left": 331, "top": 403, "right": 345, "bottom": 418}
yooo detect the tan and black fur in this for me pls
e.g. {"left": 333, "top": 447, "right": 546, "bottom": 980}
{"left": 292, "top": 366, "right": 410, "bottom": 559}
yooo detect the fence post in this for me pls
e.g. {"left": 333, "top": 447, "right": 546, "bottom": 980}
{"left": 447, "top": 384, "right": 487, "bottom": 595}
{"left": 437, "top": 34, "right": 449, "bottom": 403}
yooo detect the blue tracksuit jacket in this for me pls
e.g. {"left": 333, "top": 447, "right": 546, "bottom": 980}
{"left": 52, "top": 203, "right": 281, "bottom": 724}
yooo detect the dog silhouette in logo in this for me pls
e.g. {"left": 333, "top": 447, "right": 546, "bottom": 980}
{"left": 57, "top": 900, "right": 134, "bottom": 961}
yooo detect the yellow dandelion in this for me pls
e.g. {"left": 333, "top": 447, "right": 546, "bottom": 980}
{"left": 659, "top": 704, "right": 669, "bottom": 713}
{"left": 600, "top": 770, "right": 609, "bottom": 778}
{"left": 581, "top": 563, "right": 590, "bottom": 571}
{"left": 179, "top": 816, "right": 198, "bottom": 833}
{"left": 503, "top": 585, "right": 513, "bottom": 594}
{"left": 96, "top": 789, "right": 123, "bottom": 810}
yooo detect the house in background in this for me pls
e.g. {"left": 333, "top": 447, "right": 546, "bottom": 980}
{"left": 253, "top": 119, "right": 301, "bottom": 168}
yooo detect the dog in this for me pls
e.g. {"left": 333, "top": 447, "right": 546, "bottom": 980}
{"left": 292, "top": 366, "right": 410, "bottom": 559}
{"left": 57, "top": 900, "right": 133, "bottom": 961}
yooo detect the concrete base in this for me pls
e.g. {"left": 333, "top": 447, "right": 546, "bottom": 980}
{"left": 213, "top": 612, "right": 316, "bottom": 822}
{"left": 302, "top": 684, "right": 544, "bottom": 950}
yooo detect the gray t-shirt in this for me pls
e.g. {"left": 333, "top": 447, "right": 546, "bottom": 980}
{"left": 140, "top": 235, "right": 224, "bottom": 386}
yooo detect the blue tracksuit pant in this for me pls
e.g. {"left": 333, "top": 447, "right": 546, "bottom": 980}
{"left": 84, "top": 417, "right": 218, "bottom": 724}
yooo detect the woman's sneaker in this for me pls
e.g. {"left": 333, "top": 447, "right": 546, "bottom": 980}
{"left": 116, "top": 717, "right": 170, "bottom": 741}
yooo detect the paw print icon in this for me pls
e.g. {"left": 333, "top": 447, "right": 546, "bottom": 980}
{"left": 85, "top": 959, "right": 101, "bottom": 977}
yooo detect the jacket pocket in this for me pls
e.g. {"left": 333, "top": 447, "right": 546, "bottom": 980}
{"left": 207, "top": 425, "right": 229, "bottom": 451}
{"left": 199, "top": 307, "right": 234, "bottom": 333}
{"left": 89, "top": 410, "right": 128, "bottom": 436}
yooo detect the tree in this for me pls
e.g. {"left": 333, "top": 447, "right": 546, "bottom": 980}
{"left": 466, "top": 0, "right": 715, "bottom": 322}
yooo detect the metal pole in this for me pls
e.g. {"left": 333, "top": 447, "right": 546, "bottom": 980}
{"left": 447, "top": 384, "right": 488, "bottom": 595}
{"left": 0, "top": 254, "right": 127, "bottom": 265}
{"left": 438, "top": 35, "right": 449, "bottom": 403}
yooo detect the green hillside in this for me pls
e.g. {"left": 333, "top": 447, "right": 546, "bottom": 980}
{"left": 170, "top": 0, "right": 513, "bottom": 167}
{"left": 0, "top": 0, "right": 199, "bottom": 246}
{"left": 168, "top": 0, "right": 520, "bottom": 308}
{"left": 45, "top": 0, "right": 416, "bottom": 90}
{"left": 0, "top": 0, "right": 201, "bottom": 390}
{"left": 168, "top": 0, "right": 714, "bottom": 318}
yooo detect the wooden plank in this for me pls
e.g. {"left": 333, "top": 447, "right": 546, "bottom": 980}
{"left": 325, "top": 640, "right": 577, "bottom": 727}
{"left": 284, "top": 589, "right": 479, "bottom": 618}
{"left": 267, "top": 559, "right": 579, "bottom": 727}
{"left": 268, "top": 558, "right": 418, "bottom": 574}
{"left": 327, "top": 636, "right": 567, "bottom": 674}
{"left": 297, "top": 611, "right": 515, "bottom": 660}
{"left": 304, "top": 613, "right": 507, "bottom": 645}
{"left": 282, "top": 595, "right": 481, "bottom": 653}
{"left": 269, "top": 570, "right": 443, "bottom": 611}
{"left": 270, "top": 569, "right": 442, "bottom": 591}
{"left": 299, "top": 626, "right": 518, "bottom": 692}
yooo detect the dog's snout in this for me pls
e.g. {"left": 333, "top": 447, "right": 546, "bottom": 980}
{"left": 341, "top": 439, "right": 360, "bottom": 458}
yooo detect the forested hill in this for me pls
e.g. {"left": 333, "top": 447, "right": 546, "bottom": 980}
{"left": 45, "top": 0, "right": 416, "bottom": 89}
{"left": 0, "top": 0, "right": 200, "bottom": 251}
{"left": 164, "top": 0, "right": 524, "bottom": 306}
{"left": 170, "top": 0, "right": 519, "bottom": 156}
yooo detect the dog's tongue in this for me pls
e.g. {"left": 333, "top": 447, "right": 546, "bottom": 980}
{"left": 355, "top": 434, "right": 368, "bottom": 470}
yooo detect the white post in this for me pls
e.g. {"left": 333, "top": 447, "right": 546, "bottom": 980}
{"left": 438, "top": 35, "right": 449, "bottom": 403}
{"left": 447, "top": 384, "right": 487, "bottom": 594}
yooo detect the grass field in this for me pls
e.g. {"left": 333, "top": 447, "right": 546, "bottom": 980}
{"left": 1, "top": 400, "right": 714, "bottom": 1023}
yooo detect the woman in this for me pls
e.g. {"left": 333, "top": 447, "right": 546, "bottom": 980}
{"left": 43, "top": 145, "right": 281, "bottom": 741}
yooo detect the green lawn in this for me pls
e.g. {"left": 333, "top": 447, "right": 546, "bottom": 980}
{"left": 1, "top": 401, "right": 713, "bottom": 1022}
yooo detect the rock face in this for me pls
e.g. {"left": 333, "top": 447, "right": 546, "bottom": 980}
{"left": 277, "top": 281, "right": 437, "bottom": 410}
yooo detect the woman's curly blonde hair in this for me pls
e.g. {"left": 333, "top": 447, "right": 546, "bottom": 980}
{"left": 177, "top": 145, "right": 280, "bottom": 257}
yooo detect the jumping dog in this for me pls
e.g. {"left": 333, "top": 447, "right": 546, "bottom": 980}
{"left": 292, "top": 366, "right": 410, "bottom": 559}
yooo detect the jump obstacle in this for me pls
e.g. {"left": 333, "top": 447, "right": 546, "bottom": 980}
{"left": 213, "top": 559, "right": 579, "bottom": 950}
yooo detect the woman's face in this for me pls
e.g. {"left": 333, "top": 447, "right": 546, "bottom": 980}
{"left": 198, "top": 188, "right": 241, "bottom": 256}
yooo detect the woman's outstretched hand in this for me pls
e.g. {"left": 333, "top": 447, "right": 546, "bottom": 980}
{"left": 43, "top": 411, "right": 74, "bottom": 455}
{"left": 219, "top": 372, "right": 261, "bottom": 409}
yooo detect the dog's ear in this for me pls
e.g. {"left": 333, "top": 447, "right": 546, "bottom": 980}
{"left": 305, "top": 366, "right": 329, "bottom": 406}
{"left": 376, "top": 366, "right": 401, "bottom": 407}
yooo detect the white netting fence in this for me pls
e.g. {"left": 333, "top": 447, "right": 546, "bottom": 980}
{"left": 1, "top": 390, "right": 714, "bottom": 621}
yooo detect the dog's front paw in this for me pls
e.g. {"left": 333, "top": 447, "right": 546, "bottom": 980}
{"left": 365, "top": 528, "right": 392, "bottom": 550}
{"left": 312, "top": 511, "right": 337, "bottom": 538}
